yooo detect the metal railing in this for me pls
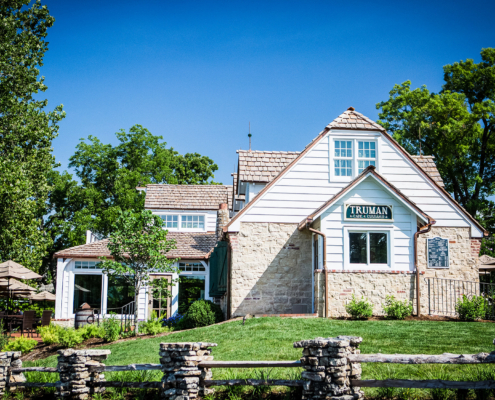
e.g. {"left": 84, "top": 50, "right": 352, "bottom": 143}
{"left": 90, "top": 301, "right": 136, "bottom": 332}
{"left": 426, "top": 277, "right": 495, "bottom": 319}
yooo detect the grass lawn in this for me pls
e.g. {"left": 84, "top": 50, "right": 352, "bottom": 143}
{"left": 25, "top": 317, "right": 495, "bottom": 398}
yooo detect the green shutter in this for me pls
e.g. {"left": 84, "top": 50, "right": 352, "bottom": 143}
{"left": 209, "top": 241, "right": 228, "bottom": 297}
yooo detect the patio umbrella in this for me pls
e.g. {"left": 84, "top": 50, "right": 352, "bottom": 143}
{"left": 0, "top": 260, "right": 42, "bottom": 280}
{"left": 29, "top": 291, "right": 56, "bottom": 301}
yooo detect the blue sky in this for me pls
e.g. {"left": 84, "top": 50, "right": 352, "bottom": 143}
{"left": 41, "top": 0, "right": 495, "bottom": 185}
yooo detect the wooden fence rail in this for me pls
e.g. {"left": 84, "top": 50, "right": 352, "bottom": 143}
{"left": 351, "top": 379, "right": 495, "bottom": 390}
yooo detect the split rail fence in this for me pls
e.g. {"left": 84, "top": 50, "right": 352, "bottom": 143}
{"left": 3, "top": 336, "right": 495, "bottom": 399}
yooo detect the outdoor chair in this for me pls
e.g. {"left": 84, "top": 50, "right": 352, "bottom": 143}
{"left": 40, "top": 310, "right": 52, "bottom": 327}
{"left": 20, "top": 311, "right": 36, "bottom": 338}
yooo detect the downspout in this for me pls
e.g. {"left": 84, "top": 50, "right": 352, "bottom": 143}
{"left": 414, "top": 219, "right": 435, "bottom": 316}
{"left": 308, "top": 228, "right": 327, "bottom": 318}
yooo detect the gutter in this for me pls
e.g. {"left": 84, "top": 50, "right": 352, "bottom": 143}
{"left": 308, "top": 227, "right": 328, "bottom": 319}
{"left": 414, "top": 219, "right": 435, "bottom": 316}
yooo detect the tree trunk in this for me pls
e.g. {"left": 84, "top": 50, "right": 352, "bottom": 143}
{"left": 134, "top": 287, "right": 139, "bottom": 335}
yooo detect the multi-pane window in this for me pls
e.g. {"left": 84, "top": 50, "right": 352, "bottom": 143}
{"left": 75, "top": 261, "right": 101, "bottom": 269}
{"left": 334, "top": 141, "right": 353, "bottom": 177}
{"left": 357, "top": 141, "right": 376, "bottom": 173}
{"left": 179, "top": 262, "right": 206, "bottom": 272}
{"left": 349, "top": 232, "right": 388, "bottom": 265}
{"left": 161, "top": 215, "right": 178, "bottom": 229}
{"left": 181, "top": 215, "right": 205, "bottom": 229}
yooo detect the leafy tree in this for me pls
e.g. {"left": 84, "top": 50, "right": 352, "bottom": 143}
{"left": 0, "top": 0, "right": 64, "bottom": 272}
{"left": 376, "top": 48, "right": 495, "bottom": 231}
{"left": 99, "top": 210, "right": 177, "bottom": 334}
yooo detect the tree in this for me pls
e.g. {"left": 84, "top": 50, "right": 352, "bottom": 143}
{"left": 0, "top": 1, "right": 64, "bottom": 272}
{"left": 376, "top": 48, "right": 495, "bottom": 230}
{"left": 99, "top": 210, "right": 177, "bottom": 333}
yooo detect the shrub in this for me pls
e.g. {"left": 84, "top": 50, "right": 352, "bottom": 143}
{"left": 345, "top": 295, "right": 373, "bottom": 319}
{"left": 37, "top": 323, "right": 63, "bottom": 345}
{"left": 139, "top": 311, "right": 169, "bottom": 335}
{"left": 383, "top": 295, "right": 413, "bottom": 320}
{"left": 101, "top": 316, "right": 121, "bottom": 342}
{"left": 455, "top": 295, "right": 486, "bottom": 321}
{"left": 162, "top": 313, "right": 184, "bottom": 329}
{"left": 78, "top": 323, "right": 106, "bottom": 340}
{"left": 0, "top": 320, "right": 11, "bottom": 351}
{"left": 58, "top": 328, "right": 84, "bottom": 347}
{"left": 180, "top": 300, "right": 224, "bottom": 329}
{"left": 3, "top": 335, "right": 38, "bottom": 353}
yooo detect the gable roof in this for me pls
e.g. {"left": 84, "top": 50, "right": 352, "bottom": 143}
{"left": 144, "top": 184, "right": 232, "bottom": 211}
{"left": 411, "top": 155, "right": 444, "bottom": 187}
{"left": 224, "top": 107, "right": 487, "bottom": 236}
{"left": 297, "top": 165, "right": 433, "bottom": 230}
{"left": 237, "top": 150, "right": 300, "bottom": 184}
{"left": 53, "top": 232, "right": 218, "bottom": 260}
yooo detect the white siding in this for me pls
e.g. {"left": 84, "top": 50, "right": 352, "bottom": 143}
{"left": 321, "top": 177, "right": 415, "bottom": 271}
{"left": 232, "top": 130, "right": 483, "bottom": 237}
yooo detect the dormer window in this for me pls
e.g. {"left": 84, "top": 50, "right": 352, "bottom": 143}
{"left": 181, "top": 215, "right": 205, "bottom": 230}
{"left": 161, "top": 215, "right": 179, "bottom": 229}
{"left": 357, "top": 141, "right": 376, "bottom": 173}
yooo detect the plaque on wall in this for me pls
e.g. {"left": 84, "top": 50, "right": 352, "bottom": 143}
{"left": 344, "top": 204, "right": 393, "bottom": 221}
{"left": 427, "top": 237, "right": 449, "bottom": 268}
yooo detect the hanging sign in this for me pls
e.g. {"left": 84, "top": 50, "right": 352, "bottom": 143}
{"left": 344, "top": 204, "right": 393, "bottom": 221}
{"left": 427, "top": 237, "right": 449, "bottom": 268}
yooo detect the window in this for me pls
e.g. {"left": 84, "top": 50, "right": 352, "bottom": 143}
{"left": 181, "top": 215, "right": 205, "bottom": 230}
{"left": 73, "top": 275, "right": 102, "bottom": 313}
{"left": 349, "top": 231, "right": 388, "bottom": 265}
{"left": 334, "top": 141, "right": 353, "bottom": 177}
{"left": 179, "top": 262, "right": 205, "bottom": 272}
{"left": 75, "top": 261, "right": 100, "bottom": 269}
{"left": 178, "top": 275, "right": 205, "bottom": 314}
{"left": 357, "top": 141, "right": 376, "bottom": 173}
{"left": 161, "top": 215, "right": 178, "bottom": 229}
{"left": 107, "top": 276, "right": 135, "bottom": 311}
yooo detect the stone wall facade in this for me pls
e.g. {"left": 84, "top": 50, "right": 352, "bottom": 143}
{"left": 229, "top": 222, "right": 312, "bottom": 316}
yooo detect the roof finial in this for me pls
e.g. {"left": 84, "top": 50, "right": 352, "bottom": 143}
{"left": 248, "top": 122, "right": 252, "bottom": 151}
{"left": 347, "top": 107, "right": 355, "bottom": 111}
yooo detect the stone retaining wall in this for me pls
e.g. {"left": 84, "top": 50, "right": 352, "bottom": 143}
{"left": 229, "top": 222, "right": 312, "bottom": 316}
{"left": 0, "top": 352, "right": 24, "bottom": 396}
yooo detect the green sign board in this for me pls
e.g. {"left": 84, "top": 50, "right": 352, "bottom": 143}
{"left": 344, "top": 204, "right": 393, "bottom": 221}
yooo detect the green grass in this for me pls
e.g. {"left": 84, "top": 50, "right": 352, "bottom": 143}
{"left": 23, "top": 318, "right": 495, "bottom": 399}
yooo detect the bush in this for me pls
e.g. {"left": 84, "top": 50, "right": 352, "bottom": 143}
{"left": 139, "top": 311, "right": 169, "bottom": 335}
{"left": 78, "top": 323, "right": 106, "bottom": 340}
{"left": 179, "top": 300, "right": 224, "bottom": 329}
{"left": 383, "top": 295, "right": 413, "bottom": 320}
{"left": 58, "top": 328, "right": 84, "bottom": 347}
{"left": 3, "top": 335, "right": 38, "bottom": 353}
{"left": 101, "top": 316, "right": 121, "bottom": 342}
{"left": 37, "top": 323, "right": 63, "bottom": 345}
{"left": 345, "top": 295, "right": 373, "bottom": 319}
{"left": 162, "top": 313, "right": 184, "bottom": 329}
{"left": 455, "top": 295, "right": 486, "bottom": 321}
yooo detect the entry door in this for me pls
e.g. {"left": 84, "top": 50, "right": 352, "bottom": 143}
{"left": 148, "top": 276, "right": 172, "bottom": 319}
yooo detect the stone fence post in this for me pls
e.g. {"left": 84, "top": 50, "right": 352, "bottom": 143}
{"left": 159, "top": 342, "right": 216, "bottom": 400}
{"left": 56, "top": 348, "right": 110, "bottom": 399}
{"left": 0, "top": 351, "right": 24, "bottom": 395}
{"left": 294, "top": 336, "right": 363, "bottom": 400}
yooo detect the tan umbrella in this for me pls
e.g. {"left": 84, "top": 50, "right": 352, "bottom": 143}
{"left": 0, "top": 278, "right": 37, "bottom": 292}
{"left": 29, "top": 291, "right": 56, "bottom": 301}
{"left": 0, "top": 260, "right": 42, "bottom": 280}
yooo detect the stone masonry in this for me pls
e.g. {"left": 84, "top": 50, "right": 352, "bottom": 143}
{"left": 56, "top": 349, "right": 109, "bottom": 399}
{"left": 160, "top": 342, "right": 215, "bottom": 400}
{"left": 229, "top": 222, "right": 312, "bottom": 316}
{"left": 0, "top": 351, "right": 24, "bottom": 395}
{"left": 294, "top": 336, "right": 363, "bottom": 400}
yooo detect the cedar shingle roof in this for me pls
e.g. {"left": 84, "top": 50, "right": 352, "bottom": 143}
{"left": 411, "top": 155, "right": 444, "bottom": 188}
{"left": 144, "top": 185, "right": 232, "bottom": 210}
{"left": 237, "top": 150, "right": 300, "bottom": 184}
{"left": 53, "top": 232, "right": 217, "bottom": 260}
{"left": 326, "top": 107, "right": 386, "bottom": 131}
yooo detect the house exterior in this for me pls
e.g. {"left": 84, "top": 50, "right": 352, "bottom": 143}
{"left": 53, "top": 107, "right": 486, "bottom": 325}
{"left": 53, "top": 185, "right": 231, "bottom": 326}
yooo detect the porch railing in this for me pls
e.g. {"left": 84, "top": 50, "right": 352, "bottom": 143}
{"left": 426, "top": 277, "right": 495, "bottom": 319}
{"left": 90, "top": 301, "right": 136, "bottom": 332}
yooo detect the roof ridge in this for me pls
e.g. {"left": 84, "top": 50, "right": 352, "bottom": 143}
{"left": 237, "top": 150, "right": 301, "bottom": 154}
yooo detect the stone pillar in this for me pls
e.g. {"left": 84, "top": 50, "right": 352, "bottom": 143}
{"left": 216, "top": 203, "right": 230, "bottom": 240}
{"left": 160, "top": 342, "right": 216, "bottom": 400}
{"left": 0, "top": 351, "right": 24, "bottom": 395}
{"left": 56, "top": 348, "right": 110, "bottom": 399}
{"left": 294, "top": 336, "right": 363, "bottom": 400}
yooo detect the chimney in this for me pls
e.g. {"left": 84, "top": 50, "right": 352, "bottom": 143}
{"left": 216, "top": 203, "right": 230, "bottom": 240}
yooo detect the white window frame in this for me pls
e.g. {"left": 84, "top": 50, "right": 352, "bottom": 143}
{"left": 177, "top": 260, "right": 211, "bottom": 301}
{"left": 160, "top": 214, "right": 179, "bottom": 230}
{"left": 329, "top": 136, "right": 380, "bottom": 182}
{"left": 357, "top": 140, "right": 377, "bottom": 174}
{"left": 343, "top": 227, "right": 393, "bottom": 270}
{"left": 180, "top": 215, "right": 206, "bottom": 231}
